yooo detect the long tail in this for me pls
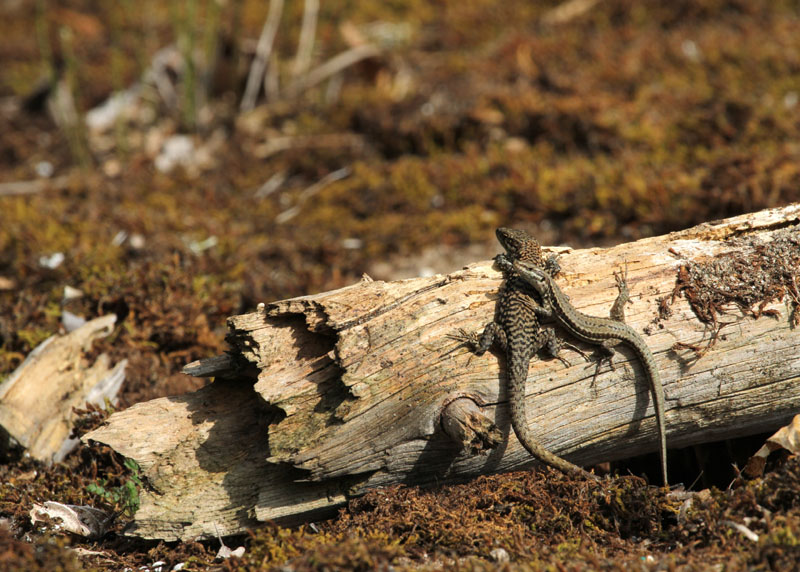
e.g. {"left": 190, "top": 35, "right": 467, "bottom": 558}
{"left": 507, "top": 350, "right": 596, "bottom": 480}
{"left": 641, "top": 353, "right": 668, "bottom": 487}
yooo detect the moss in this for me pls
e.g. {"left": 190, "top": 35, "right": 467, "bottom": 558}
{"left": 2, "top": 61, "right": 47, "bottom": 97}
{"left": 15, "top": 327, "right": 53, "bottom": 351}
{"left": 764, "top": 525, "right": 800, "bottom": 547}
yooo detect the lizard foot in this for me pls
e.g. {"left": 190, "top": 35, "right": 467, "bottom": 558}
{"left": 544, "top": 254, "right": 562, "bottom": 277}
{"left": 444, "top": 329, "right": 482, "bottom": 364}
{"left": 562, "top": 341, "right": 591, "bottom": 362}
{"left": 447, "top": 328, "right": 479, "bottom": 348}
{"left": 586, "top": 352, "right": 617, "bottom": 389}
{"left": 494, "top": 253, "right": 514, "bottom": 273}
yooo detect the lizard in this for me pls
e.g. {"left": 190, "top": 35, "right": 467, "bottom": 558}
{"left": 502, "top": 255, "right": 669, "bottom": 487}
{"left": 453, "top": 228, "right": 598, "bottom": 481}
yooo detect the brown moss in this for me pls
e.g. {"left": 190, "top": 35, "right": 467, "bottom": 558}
{"left": 0, "top": 527, "right": 86, "bottom": 572}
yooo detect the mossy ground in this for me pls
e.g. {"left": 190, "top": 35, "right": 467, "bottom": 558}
{"left": 1, "top": 0, "right": 799, "bottom": 569}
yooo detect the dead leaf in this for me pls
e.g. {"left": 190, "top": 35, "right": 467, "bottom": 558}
{"left": 30, "top": 502, "right": 113, "bottom": 539}
{"left": 743, "top": 414, "right": 800, "bottom": 478}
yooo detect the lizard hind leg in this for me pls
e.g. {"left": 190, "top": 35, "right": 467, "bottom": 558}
{"left": 538, "top": 326, "right": 582, "bottom": 368}
{"left": 534, "top": 318, "right": 591, "bottom": 365}
{"left": 475, "top": 322, "right": 506, "bottom": 354}
{"left": 586, "top": 342, "right": 619, "bottom": 387}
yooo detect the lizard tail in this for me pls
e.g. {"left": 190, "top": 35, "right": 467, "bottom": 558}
{"left": 635, "top": 345, "right": 668, "bottom": 487}
{"left": 651, "top": 373, "right": 669, "bottom": 488}
{"left": 507, "top": 357, "right": 596, "bottom": 481}
{"left": 658, "top": 417, "right": 668, "bottom": 488}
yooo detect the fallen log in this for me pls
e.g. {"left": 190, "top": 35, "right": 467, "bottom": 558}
{"left": 84, "top": 204, "right": 800, "bottom": 541}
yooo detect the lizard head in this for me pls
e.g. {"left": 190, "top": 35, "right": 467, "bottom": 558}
{"left": 495, "top": 228, "right": 542, "bottom": 262}
{"left": 512, "top": 259, "right": 548, "bottom": 294}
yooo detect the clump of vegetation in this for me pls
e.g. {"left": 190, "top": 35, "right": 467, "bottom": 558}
{"left": 86, "top": 457, "right": 142, "bottom": 517}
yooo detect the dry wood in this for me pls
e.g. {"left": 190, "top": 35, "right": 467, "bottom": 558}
{"left": 441, "top": 397, "right": 503, "bottom": 453}
{"left": 1, "top": 315, "right": 125, "bottom": 462}
{"left": 85, "top": 204, "right": 800, "bottom": 541}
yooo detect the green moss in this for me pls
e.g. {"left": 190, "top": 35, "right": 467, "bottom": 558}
{"left": 764, "top": 525, "right": 800, "bottom": 547}
{"left": 554, "top": 537, "right": 582, "bottom": 556}
{"left": 2, "top": 61, "right": 47, "bottom": 96}
{"left": 15, "top": 327, "right": 53, "bottom": 351}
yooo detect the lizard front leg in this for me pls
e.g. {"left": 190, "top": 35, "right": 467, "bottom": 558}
{"left": 451, "top": 321, "right": 507, "bottom": 356}
{"left": 596, "top": 267, "right": 634, "bottom": 371}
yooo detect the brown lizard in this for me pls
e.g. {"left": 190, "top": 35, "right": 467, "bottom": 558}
{"left": 455, "top": 228, "right": 597, "bottom": 480}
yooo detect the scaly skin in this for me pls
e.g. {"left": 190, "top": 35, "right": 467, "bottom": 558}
{"left": 506, "top": 255, "right": 669, "bottom": 487}
{"left": 457, "top": 228, "right": 597, "bottom": 481}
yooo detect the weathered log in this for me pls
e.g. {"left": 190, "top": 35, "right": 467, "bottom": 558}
{"left": 84, "top": 204, "right": 800, "bottom": 541}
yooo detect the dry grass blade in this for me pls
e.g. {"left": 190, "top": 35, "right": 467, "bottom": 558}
{"left": 240, "top": 0, "right": 284, "bottom": 111}
{"left": 292, "top": 0, "right": 319, "bottom": 80}
{"left": 288, "top": 44, "right": 380, "bottom": 95}
{"left": 0, "top": 176, "right": 71, "bottom": 196}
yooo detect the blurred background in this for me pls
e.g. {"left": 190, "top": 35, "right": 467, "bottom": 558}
{"left": 1, "top": 0, "right": 799, "bottom": 407}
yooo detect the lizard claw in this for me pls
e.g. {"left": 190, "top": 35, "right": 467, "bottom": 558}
{"left": 555, "top": 355, "right": 571, "bottom": 368}
{"left": 447, "top": 328, "right": 488, "bottom": 358}
{"left": 447, "top": 328, "right": 474, "bottom": 346}
{"left": 562, "top": 341, "right": 591, "bottom": 362}
{"left": 613, "top": 261, "right": 632, "bottom": 305}
{"left": 443, "top": 329, "right": 479, "bottom": 363}
{"left": 544, "top": 254, "right": 562, "bottom": 277}
{"left": 494, "top": 253, "right": 514, "bottom": 273}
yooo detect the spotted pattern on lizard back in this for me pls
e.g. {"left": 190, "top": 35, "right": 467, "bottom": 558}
{"left": 460, "top": 228, "right": 595, "bottom": 480}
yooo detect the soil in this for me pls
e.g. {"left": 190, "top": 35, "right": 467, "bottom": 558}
{"left": 1, "top": 0, "right": 800, "bottom": 569}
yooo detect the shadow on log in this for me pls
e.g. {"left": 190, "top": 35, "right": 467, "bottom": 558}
{"left": 84, "top": 204, "right": 800, "bottom": 540}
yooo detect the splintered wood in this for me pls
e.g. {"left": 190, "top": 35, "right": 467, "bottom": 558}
{"left": 0, "top": 314, "right": 125, "bottom": 463}
{"left": 85, "top": 204, "right": 800, "bottom": 540}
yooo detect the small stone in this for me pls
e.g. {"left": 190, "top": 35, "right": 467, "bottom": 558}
{"left": 489, "top": 548, "right": 509, "bottom": 563}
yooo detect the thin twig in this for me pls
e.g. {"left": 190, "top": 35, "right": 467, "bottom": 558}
{"left": 292, "top": 0, "right": 318, "bottom": 81}
{"left": 276, "top": 167, "right": 351, "bottom": 224}
{"left": 264, "top": 53, "right": 280, "bottom": 101}
{"left": 253, "top": 171, "right": 287, "bottom": 198}
{"left": 541, "top": 0, "right": 601, "bottom": 25}
{"left": 721, "top": 520, "right": 759, "bottom": 542}
{"left": 252, "top": 133, "right": 365, "bottom": 159}
{"left": 288, "top": 44, "right": 380, "bottom": 96}
{"left": 0, "top": 176, "right": 71, "bottom": 197}
{"left": 240, "top": 0, "right": 284, "bottom": 111}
